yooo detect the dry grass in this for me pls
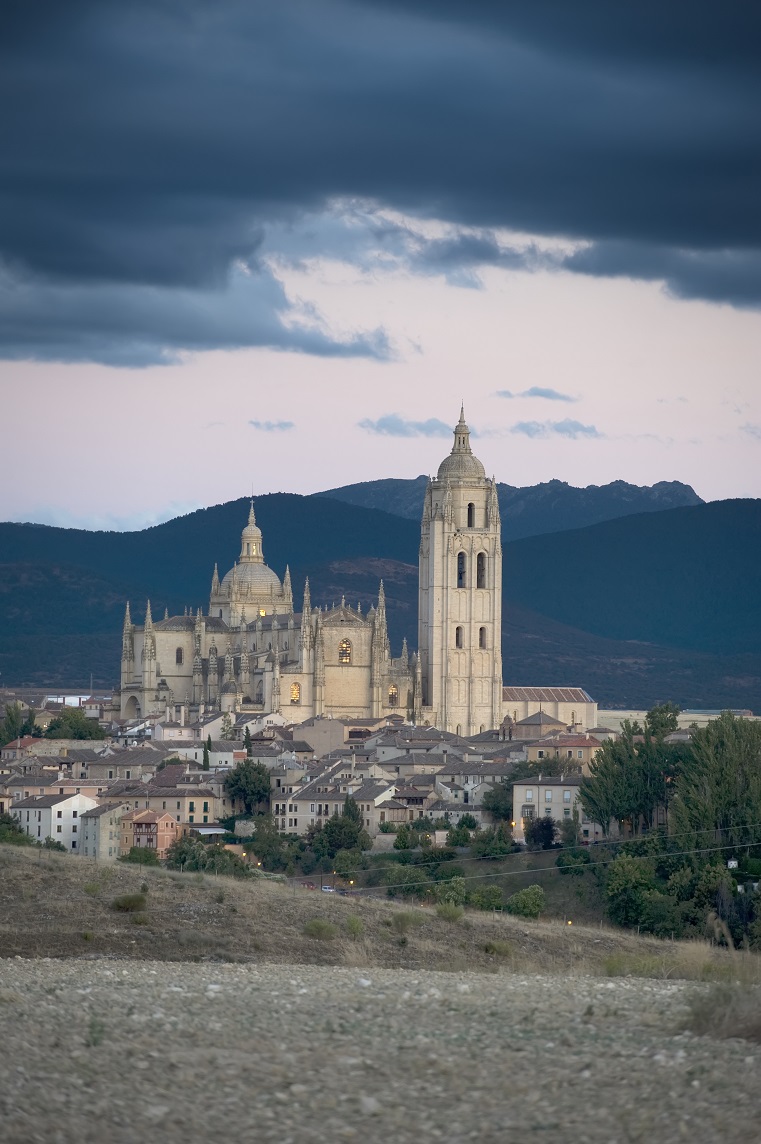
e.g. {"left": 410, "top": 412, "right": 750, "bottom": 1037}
{"left": 684, "top": 983, "right": 761, "bottom": 1042}
{"left": 2, "top": 845, "right": 761, "bottom": 982}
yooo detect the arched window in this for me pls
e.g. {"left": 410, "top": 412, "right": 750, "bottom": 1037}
{"left": 290, "top": 682, "right": 301, "bottom": 705}
{"left": 455, "top": 626, "right": 463, "bottom": 649}
{"left": 339, "top": 638, "right": 352, "bottom": 664}
{"left": 457, "top": 552, "right": 467, "bottom": 588}
{"left": 175, "top": 647, "right": 183, "bottom": 665}
{"left": 476, "top": 552, "right": 486, "bottom": 589}
{"left": 467, "top": 502, "right": 475, "bottom": 528}
{"left": 479, "top": 627, "right": 486, "bottom": 649}
{"left": 388, "top": 684, "right": 399, "bottom": 706}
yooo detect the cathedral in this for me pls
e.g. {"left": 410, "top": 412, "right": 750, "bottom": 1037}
{"left": 116, "top": 408, "right": 581, "bottom": 735}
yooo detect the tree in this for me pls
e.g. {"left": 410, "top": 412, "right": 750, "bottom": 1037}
{"left": 244, "top": 725, "right": 253, "bottom": 757}
{"left": 604, "top": 854, "right": 656, "bottom": 928}
{"left": 120, "top": 845, "right": 160, "bottom": 866}
{"left": 505, "top": 885, "right": 545, "bottom": 918}
{"left": 469, "top": 823, "right": 515, "bottom": 858}
{"left": 559, "top": 809, "right": 581, "bottom": 847}
{"left": 342, "top": 795, "right": 362, "bottom": 824}
{"left": 44, "top": 707, "right": 107, "bottom": 740}
{"left": 202, "top": 743, "right": 210, "bottom": 770}
{"left": 0, "top": 812, "right": 33, "bottom": 846}
{"left": 523, "top": 816, "right": 557, "bottom": 851}
{"left": 579, "top": 721, "right": 672, "bottom": 837}
{"left": 671, "top": 713, "right": 761, "bottom": 853}
{"left": 0, "top": 703, "right": 24, "bottom": 746}
{"left": 481, "top": 781, "right": 514, "bottom": 822}
{"left": 459, "top": 813, "right": 478, "bottom": 830}
{"left": 220, "top": 712, "right": 234, "bottom": 740}
{"left": 224, "top": 759, "right": 271, "bottom": 815}
{"left": 645, "top": 702, "right": 681, "bottom": 740}
{"left": 313, "top": 810, "right": 370, "bottom": 860}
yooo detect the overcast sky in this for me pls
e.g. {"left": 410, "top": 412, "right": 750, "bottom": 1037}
{"left": 1, "top": 0, "right": 760, "bottom": 529}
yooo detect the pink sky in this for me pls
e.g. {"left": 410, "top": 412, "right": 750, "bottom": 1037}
{"left": 2, "top": 250, "right": 759, "bottom": 530}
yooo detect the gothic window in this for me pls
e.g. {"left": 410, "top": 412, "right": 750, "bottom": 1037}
{"left": 476, "top": 552, "right": 486, "bottom": 589}
{"left": 174, "top": 647, "right": 183, "bottom": 665}
{"left": 457, "top": 551, "right": 467, "bottom": 587}
{"left": 455, "top": 626, "right": 463, "bottom": 649}
{"left": 388, "top": 684, "right": 398, "bottom": 706}
{"left": 467, "top": 502, "right": 475, "bottom": 528}
{"left": 339, "top": 638, "right": 352, "bottom": 664}
{"left": 478, "top": 627, "right": 486, "bottom": 649}
{"left": 290, "top": 682, "right": 301, "bottom": 705}
{"left": 255, "top": 680, "right": 264, "bottom": 703}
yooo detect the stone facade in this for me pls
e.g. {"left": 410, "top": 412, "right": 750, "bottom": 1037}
{"left": 113, "top": 407, "right": 596, "bottom": 736}
{"left": 418, "top": 407, "right": 503, "bottom": 735}
{"left": 115, "top": 502, "right": 416, "bottom": 725}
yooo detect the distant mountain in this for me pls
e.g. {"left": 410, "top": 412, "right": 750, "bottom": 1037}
{"left": 0, "top": 494, "right": 758, "bottom": 710}
{"left": 315, "top": 476, "right": 704, "bottom": 540}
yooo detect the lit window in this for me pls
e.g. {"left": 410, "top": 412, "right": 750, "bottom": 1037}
{"left": 339, "top": 639, "right": 352, "bottom": 664}
{"left": 290, "top": 682, "right": 301, "bottom": 705}
{"left": 388, "top": 684, "right": 399, "bottom": 706}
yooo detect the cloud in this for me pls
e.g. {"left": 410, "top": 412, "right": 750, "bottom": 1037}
{"left": 249, "top": 419, "right": 295, "bottom": 432}
{"left": 358, "top": 414, "right": 453, "bottom": 437}
{"left": 0, "top": 263, "right": 392, "bottom": 366}
{"left": 510, "top": 419, "right": 603, "bottom": 439}
{"left": 741, "top": 423, "right": 761, "bottom": 441}
{"left": 0, "top": 0, "right": 760, "bottom": 364}
{"left": 496, "top": 386, "right": 577, "bottom": 402}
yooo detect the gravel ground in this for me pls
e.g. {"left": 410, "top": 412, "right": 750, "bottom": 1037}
{"left": 1, "top": 959, "right": 759, "bottom": 1143}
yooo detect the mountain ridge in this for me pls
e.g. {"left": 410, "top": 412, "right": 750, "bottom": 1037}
{"left": 0, "top": 493, "right": 758, "bottom": 709}
{"left": 313, "top": 476, "right": 704, "bottom": 540}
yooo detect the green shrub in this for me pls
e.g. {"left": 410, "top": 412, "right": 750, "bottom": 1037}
{"left": 119, "top": 846, "right": 159, "bottom": 866}
{"left": 391, "top": 911, "right": 424, "bottom": 936}
{"left": 303, "top": 918, "right": 338, "bottom": 941}
{"left": 0, "top": 812, "right": 34, "bottom": 847}
{"left": 436, "top": 903, "right": 464, "bottom": 923}
{"left": 505, "top": 885, "right": 545, "bottom": 919}
{"left": 434, "top": 876, "right": 466, "bottom": 907}
{"left": 345, "top": 914, "right": 364, "bottom": 938}
{"left": 110, "top": 893, "right": 147, "bottom": 913}
{"left": 555, "top": 848, "right": 591, "bottom": 876}
{"left": 468, "top": 885, "right": 503, "bottom": 910}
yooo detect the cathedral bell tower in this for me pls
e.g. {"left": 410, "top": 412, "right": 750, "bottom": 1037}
{"left": 418, "top": 407, "right": 503, "bottom": 735}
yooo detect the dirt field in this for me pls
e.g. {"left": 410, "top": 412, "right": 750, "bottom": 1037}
{"left": 2, "top": 847, "right": 761, "bottom": 1143}
{"left": 2, "top": 959, "right": 761, "bottom": 1144}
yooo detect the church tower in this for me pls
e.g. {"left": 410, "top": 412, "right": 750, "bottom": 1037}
{"left": 418, "top": 407, "right": 503, "bottom": 735}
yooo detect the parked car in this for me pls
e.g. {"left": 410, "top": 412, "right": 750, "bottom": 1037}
{"left": 321, "top": 885, "right": 335, "bottom": 893}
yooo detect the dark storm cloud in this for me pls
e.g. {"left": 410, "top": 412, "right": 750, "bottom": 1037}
{"left": 2, "top": 0, "right": 760, "bottom": 363}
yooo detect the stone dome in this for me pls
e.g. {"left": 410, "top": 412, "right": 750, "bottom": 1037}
{"left": 437, "top": 450, "right": 486, "bottom": 481}
{"left": 222, "top": 562, "right": 281, "bottom": 591}
{"left": 436, "top": 406, "right": 486, "bottom": 482}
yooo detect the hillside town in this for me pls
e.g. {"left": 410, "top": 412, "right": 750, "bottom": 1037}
{"left": 2, "top": 686, "right": 746, "bottom": 863}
